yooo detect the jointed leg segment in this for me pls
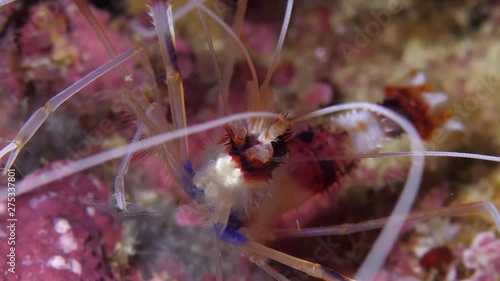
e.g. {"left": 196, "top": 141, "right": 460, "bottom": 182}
{"left": 0, "top": 48, "right": 141, "bottom": 173}
{"left": 272, "top": 201, "right": 500, "bottom": 238}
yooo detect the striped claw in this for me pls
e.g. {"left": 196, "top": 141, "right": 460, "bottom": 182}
{"left": 382, "top": 70, "right": 459, "bottom": 140}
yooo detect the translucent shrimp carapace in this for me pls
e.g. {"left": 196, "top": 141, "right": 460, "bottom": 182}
{"left": 189, "top": 70, "right": 463, "bottom": 242}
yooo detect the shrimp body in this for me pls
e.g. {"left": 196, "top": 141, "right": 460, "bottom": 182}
{"left": 1, "top": 0, "right": 500, "bottom": 280}
{"left": 189, "top": 70, "right": 459, "bottom": 246}
{"left": 188, "top": 116, "right": 291, "bottom": 240}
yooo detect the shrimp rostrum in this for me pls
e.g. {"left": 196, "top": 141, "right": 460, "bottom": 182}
{"left": 1, "top": 0, "right": 500, "bottom": 280}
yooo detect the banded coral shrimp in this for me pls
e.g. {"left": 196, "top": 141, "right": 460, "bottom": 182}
{"left": 1, "top": 0, "right": 500, "bottom": 281}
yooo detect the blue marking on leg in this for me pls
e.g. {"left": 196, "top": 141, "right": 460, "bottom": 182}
{"left": 214, "top": 223, "right": 249, "bottom": 245}
{"left": 324, "top": 267, "right": 352, "bottom": 281}
{"left": 213, "top": 213, "right": 248, "bottom": 245}
{"left": 182, "top": 161, "right": 205, "bottom": 200}
{"left": 182, "top": 161, "right": 249, "bottom": 245}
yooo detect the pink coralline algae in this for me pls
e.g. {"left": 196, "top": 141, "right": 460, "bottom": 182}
{"left": 0, "top": 1, "right": 137, "bottom": 117}
{"left": 175, "top": 204, "right": 205, "bottom": 227}
{"left": 462, "top": 231, "right": 500, "bottom": 281}
{"left": 0, "top": 163, "right": 122, "bottom": 281}
{"left": 301, "top": 82, "right": 334, "bottom": 113}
